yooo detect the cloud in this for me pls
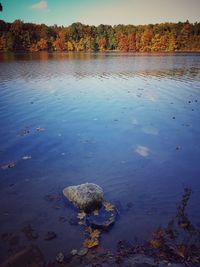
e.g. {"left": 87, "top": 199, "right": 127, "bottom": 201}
{"left": 142, "top": 126, "right": 159, "bottom": 135}
{"left": 135, "top": 145, "right": 150, "bottom": 157}
{"left": 31, "top": 0, "right": 47, "bottom": 10}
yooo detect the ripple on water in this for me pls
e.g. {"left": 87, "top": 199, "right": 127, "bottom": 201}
{"left": 0, "top": 52, "right": 200, "bottom": 261}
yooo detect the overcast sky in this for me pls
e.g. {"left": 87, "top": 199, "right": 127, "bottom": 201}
{"left": 0, "top": 0, "right": 200, "bottom": 26}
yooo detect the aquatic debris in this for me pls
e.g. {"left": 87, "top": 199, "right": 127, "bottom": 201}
{"left": 56, "top": 252, "right": 64, "bottom": 263}
{"left": 83, "top": 238, "right": 99, "bottom": 249}
{"left": 22, "top": 224, "right": 38, "bottom": 240}
{"left": 77, "top": 211, "right": 86, "bottom": 220}
{"left": 93, "top": 209, "right": 99, "bottom": 215}
{"left": 36, "top": 127, "right": 45, "bottom": 132}
{"left": 18, "top": 128, "right": 30, "bottom": 136}
{"left": 77, "top": 247, "right": 88, "bottom": 256}
{"left": 82, "top": 201, "right": 117, "bottom": 230}
{"left": 83, "top": 227, "right": 101, "bottom": 249}
{"left": 85, "top": 227, "right": 101, "bottom": 239}
{"left": 22, "top": 155, "right": 32, "bottom": 160}
{"left": 149, "top": 239, "right": 162, "bottom": 249}
{"left": 71, "top": 249, "right": 78, "bottom": 256}
{"left": 103, "top": 202, "right": 115, "bottom": 212}
{"left": 1, "top": 162, "right": 16, "bottom": 170}
{"left": 44, "top": 231, "right": 57, "bottom": 241}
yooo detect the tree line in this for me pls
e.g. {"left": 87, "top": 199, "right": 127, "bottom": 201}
{"left": 0, "top": 20, "right": 200, "bottom": 52}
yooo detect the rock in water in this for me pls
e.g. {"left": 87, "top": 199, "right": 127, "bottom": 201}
{"left": 63, "top": 183, "right": 104, "bottom": 212}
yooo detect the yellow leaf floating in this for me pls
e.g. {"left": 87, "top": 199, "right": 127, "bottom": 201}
{"left": 83, "top": 238, "right": 99, "bottom": 248}
{"left": 90, "top": 229, "right": 101, "bottom": 239}
{"left": 77, "top": 211, "right": 86, "bottom": 220}
{"left": 152, "top": 229, "right": 164, "bottom": 239}
{"left": 103, "top": 202, "right": 115, "bottom": 212}
{"left": 149, "top": 239, "right": 161, "bottom": 249}
{"left": 174, "top": 245, "right": 187, "bottom": 258}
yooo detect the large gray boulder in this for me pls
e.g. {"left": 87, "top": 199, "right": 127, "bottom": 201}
{"left": 63, "top": 183, "right": 104, "bottom": 212}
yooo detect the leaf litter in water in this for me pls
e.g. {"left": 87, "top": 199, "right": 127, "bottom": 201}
{"left": 83, "top": 238, "right": 99, "bottom": 249}
{"left": 103, "top": 202, "right": 115, "bottom": 212}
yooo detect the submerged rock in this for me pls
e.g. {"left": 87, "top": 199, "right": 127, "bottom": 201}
{"left": 63, "top": 183, "right": 104, "bottom": 212}
{"left": 86, "top": 205, "right": 117, "bottom": 230}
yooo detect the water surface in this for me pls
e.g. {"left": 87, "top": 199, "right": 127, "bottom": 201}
{"left": 0, "top": 52, "right": 200, "bottom": 261}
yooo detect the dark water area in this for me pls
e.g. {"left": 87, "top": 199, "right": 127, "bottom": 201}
{"left": 0, "top": 52, "right": 200, "bottom": 262}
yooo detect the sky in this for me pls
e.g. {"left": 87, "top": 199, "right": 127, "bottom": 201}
{"left": 0, "top": 0, "right": 200, "bottom": 26}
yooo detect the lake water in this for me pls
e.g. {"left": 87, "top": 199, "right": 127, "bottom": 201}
{"left": 0, "top": 52, "right": 200, "bottom": 262}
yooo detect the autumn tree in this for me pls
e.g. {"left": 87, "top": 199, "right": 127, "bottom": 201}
{"left": 0, "top": 20, "right": 199, "bottom": 52}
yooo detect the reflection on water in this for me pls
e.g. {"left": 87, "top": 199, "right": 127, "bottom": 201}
{"left": 0, "top": 52, "right": 200, "bottom": 262}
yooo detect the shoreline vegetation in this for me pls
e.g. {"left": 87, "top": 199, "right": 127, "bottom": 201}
{"left": 0, "top": 20, "right": 200, "bottom": 53}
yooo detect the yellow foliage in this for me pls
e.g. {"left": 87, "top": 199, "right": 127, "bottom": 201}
{"left": 90, "top": 229, "right": 101, "bottom": 239}
{"left": 103, "top": 202, "right": 115, "bottom": 212}
{"left": 175, "top": 245, "right": 186, "bottom": 258}
{"left": 83, "top": 238, "right": 99, "bottom": 248}
{"left": 152, "top": 229, "right": 164, "bottom": 239}
{"left": 149, "top": 239, "right": 161, "bottom": 249}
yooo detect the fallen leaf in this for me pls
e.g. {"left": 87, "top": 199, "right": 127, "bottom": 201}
{"left": 152, "top": 229, "right": 164, "bottom": 239}
{"left": 85, "top": 227, "right": 93, "bottom": 234}
{"left": 149, "top": 239, "right": 161, "bottom": 249}
{"left": 90, "top": 229, "right": 101, "bottom": 239}
{"left": 103, "top": 202, "right": 115, "bottom": 212}
{"left": 77, "top": 211, "right": 86, "bottom": 220}
{"left": 174, "top": 245, "right": 187, "bottom": 258}
{"left": 83, "top": 238, "right": 99, "bottom": 248}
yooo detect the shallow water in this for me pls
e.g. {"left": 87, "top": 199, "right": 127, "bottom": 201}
{"left": 0, "top": 52, "right": 200, "bottom": 261}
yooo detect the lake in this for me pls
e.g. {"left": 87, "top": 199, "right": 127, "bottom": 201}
{"left": 0, "top": 52, "right": 200, "bottom": 262}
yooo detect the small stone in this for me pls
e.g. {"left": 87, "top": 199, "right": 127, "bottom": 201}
{"left": 77, "top": 247, "right": 88, "bottom": 256}
{"left": 56, "top": 252, "right": 64, "bottom": 263}
{"left": 71, "top": 249, "right": 78, "bottom": 256}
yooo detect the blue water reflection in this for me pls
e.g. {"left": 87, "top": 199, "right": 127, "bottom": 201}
{"left": 0, "top": 52, "right": 200, "bottom": 261}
